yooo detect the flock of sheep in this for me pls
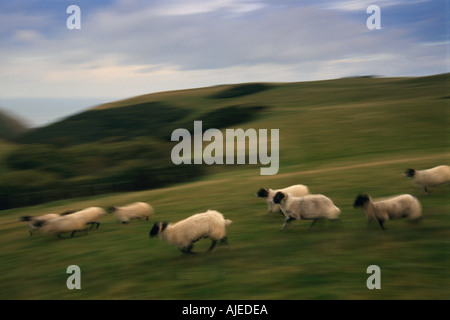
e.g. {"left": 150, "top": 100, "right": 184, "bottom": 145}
{"left": 20, "top": 202, "right": 153, "bottom": 238}
{"left": 257, "top": 165, "right": 449, "bottom": 231}
{"left": 18, "top": 164, "right": 449, "bottom": 254}
{"left": 20, "top": 201, "right": 231, "bottom": 254}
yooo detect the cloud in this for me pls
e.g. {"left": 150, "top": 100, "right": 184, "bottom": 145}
{"left": 13, "top": 29, "right": 46, "bottom": 42}
{"left": 323, "top": 0, "right": 431, "bottom": 12}
{"left": 0, "top": 0, "right": 446, "bottom": 102}
{"left": 153, "top": 0, "right": 266, "bottom": 16}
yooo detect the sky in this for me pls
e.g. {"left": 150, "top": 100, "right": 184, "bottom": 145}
{"left": 0, "top": 0, "right": 448, "bottom": 127}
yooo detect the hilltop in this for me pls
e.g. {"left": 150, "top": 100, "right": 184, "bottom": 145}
{"left": 0, "top": 109, "right": 29, "bottom": 141}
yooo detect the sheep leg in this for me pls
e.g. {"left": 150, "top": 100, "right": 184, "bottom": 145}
{"left": 309, "top": 218, "right": 318, "bottom": 229}
{"left": 181, "top": 244, "right": 195, "bottom": 254}
{"left": 281, "top": 217, "right": 295, "bottom": 230}
{"left": 424, "top": 187, "right": 431, "bottom": 193}
{"left": 208, "top": 240, "right": 217, "bottom": 251}
{"left": 378, "top": 219, "right": 386, "bottom": 230}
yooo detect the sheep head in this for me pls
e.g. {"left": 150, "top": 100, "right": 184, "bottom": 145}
{"left": 149, "top": 222, "right": 168, "bottom": 237}
{"left": 33, "top": 220, "right": 47, "bottom": 228}
{"left": 404, "top": 168, "right": 415, "bottom": 178}
{"left": 272, "top": 191, "right": 286, "bottom": 204}
{"left": 106, "top": 206, "right": 118, "bottom": 214}
{"left": 353, "top": 194, "right": 370, "bottom": 208}
{"left": 255, "top": 188, "right": 269, "bottom": 198}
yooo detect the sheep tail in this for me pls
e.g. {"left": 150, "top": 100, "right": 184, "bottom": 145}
{"left": 224, "top": 219, "right": 232, "bottom": 227}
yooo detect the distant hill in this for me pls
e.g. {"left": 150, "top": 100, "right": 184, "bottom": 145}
{"left": 2, "top": 74, "right": 449, "bottom": 209}
{"left": 17, "top": 84, "right": 271, "bottom": 146}
{"left": 0, "top": 109, "right": 29, "bottom": 141}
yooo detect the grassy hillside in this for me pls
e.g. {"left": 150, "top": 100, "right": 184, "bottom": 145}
{"left": 0, "top": 109, "right": 28, "bottom": 141}
{"left": 0, "top": 74, "right": 448, "bottom": 300}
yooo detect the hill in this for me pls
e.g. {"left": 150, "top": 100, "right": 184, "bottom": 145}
{"left": 4, "top": 74, "right": 450, "bottom": 208}
{"left": 0, "top": 109, "right": 28, "bottom": 141}
{"left": 0, "top": 74, "right": 448, "bottom": 300}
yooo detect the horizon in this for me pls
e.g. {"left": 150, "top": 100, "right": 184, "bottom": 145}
{"left": 0, "top": 72, "right": 447, "bottom": 128}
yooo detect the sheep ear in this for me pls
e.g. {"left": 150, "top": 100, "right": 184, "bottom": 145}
{"left": 161, "top": 221, "right": 168, "bottom": 231}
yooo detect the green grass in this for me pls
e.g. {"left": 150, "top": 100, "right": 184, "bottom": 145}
{"left": 0, "top": 74, "right": 449, "bottom": 300}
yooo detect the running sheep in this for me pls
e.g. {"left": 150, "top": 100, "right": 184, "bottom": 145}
{"left": 256, "top": 184, "right": 310, "bottom": 214}
{"left": 19, "top": 210, "right": 77, "bottom": 235}
{"left": 404, "top": 165, "right": 450, "bottom": 193}
{"left": 32, "top": 207, "right": 106, "bottom": 238}
{"left": 272, "top": 191, "right": 341, "bottom": 230}
{"left": 69, "top": 207, "right": 106, "bottom": 229}
{"left": 149, "top": 209, "right": 232, "bottom": 254}
{"left": 109, "top": 202, "right": 153, "bottom": 224}
{"left": 19, "top": 213, "right": 61, "bottom": 236}
{"left": 353, "top": 193, "right": 422, "bottom": 230}
{"left": 34, "top": 213, "right": 90, "bottom": 238}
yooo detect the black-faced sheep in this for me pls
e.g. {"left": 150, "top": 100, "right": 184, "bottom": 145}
{"left": 353, "top": 193, "right": 422, "bottom": 230}
{"left": 149, "top": 209, "right": 232, "bottom": 254}
{"left": 109, "top": 202, "right": 153, "bottom": 224}
{"left": 69, "top": 207, "right": 106, "bottom": 229}
{"left": 19, "top": 213, "right": 60, "bottom": 235}
{"left": 272, "top": 191, "right": 340, "bottom": 230}
{"left": 35, "top": 213, "right": 89, "bottom": 238}
{"left": 32, "top": 207, "right": 105, "bottom": 238}
{"left": 256, "top": 184, "right": 310, "bottom": 214}
{"left": 404, "top": 165, "right": 450, "bottom": 192}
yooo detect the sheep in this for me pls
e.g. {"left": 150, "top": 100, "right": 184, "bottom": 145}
{"left": 35, "top": 213, "right": 90, "bottom": 238}
{"left": 404, "top": 165, "right": 450, "bottom": 193}
{"left": 272, "top": 191, "right": 341, "bottom": 230}
{"left": 109, "top": 202, "right": 153, "bottom": 224}
{"left": 30, "top": 207, "right": 106, "bottom": 238}
{"left": 69, "top": 207, "right": 106, "bottom": 229}
{"left": 256, "top": 184, "right": 310, "bottom": 214}
{"left": 353, "top": 193, "right": 422, "bottom": 230}
{"left": 149, "top": 209, "right": 232, "bottom": 254}
{"left": 19, "top": 213, "right": 60, "bottom": 236}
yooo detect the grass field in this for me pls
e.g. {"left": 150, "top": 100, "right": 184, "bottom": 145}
{"left": 0, "top": 74, "right": 448, "bottom": 300}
